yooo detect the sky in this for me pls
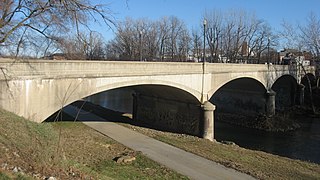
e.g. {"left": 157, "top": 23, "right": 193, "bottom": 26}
{"left": 94, "top": 0, "right": 320, "bottom": 41}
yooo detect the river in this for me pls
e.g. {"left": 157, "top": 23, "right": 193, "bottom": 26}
{"left": 215, "top": 117, "right": 320, "bottom": 164}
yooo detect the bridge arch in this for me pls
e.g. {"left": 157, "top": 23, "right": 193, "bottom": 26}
{"left": 93, "top": 79, "right": 202, "bottom": 102}
{"left": 208, "top": 75, "right": 266, "bottom": 98}
{"left": 43, "top": 78, "right": 202, "bottom": 123}
{"left": 45, "top": 79, "right": 203, "bottom": 137}
{"left": 271, "top": 75, "right": 298, "bottom": 110}
{"left": 209, "top": 77, "right": 267, "bottom": 115}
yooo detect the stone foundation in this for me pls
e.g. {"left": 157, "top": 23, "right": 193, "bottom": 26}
{"left": 134, "top": 94, "right": 201, "bottom": 136}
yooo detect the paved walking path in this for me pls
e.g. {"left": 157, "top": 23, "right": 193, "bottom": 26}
{"left": 64, "top": 106, "right": 255, "bottom": 180}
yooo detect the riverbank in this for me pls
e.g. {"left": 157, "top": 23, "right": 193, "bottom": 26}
{"left": 216, "top": 112, "right": 300, "bottom": 132}
{"left": 0, "top": 109, "right": 187, "bottom": 179}
{"left": 10, "top": 100, "right": 319, "bottom": 179}
{"left": 120, "top": 122, "right": 320, "bottom": 180}
{"left": 67, "top": 101, "right": 320, "bottom": 179}
{"left": 216, "top": 105, "right": 320, "bottom": 132}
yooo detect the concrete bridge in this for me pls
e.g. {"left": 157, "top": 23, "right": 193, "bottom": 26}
{"left": 0, "top": 58, "right": 315, "bottom": 140}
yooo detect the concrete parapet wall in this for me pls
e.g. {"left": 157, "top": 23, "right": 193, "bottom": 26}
{"left": 0, "top": 58, "right": 315, "bottom": 122}
{"left": 0, "top": 59, "right": 203, "bottom": 79}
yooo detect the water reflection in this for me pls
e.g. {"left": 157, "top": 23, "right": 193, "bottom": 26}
{"left": 215, "top": 118, "right": 320, "bottom": 164}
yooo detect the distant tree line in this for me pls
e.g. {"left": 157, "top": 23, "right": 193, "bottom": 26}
{"left": 106, "top": 16, "right": 190, "bottom": 61}
{"left": 105, "top": 10, "right": 319, "bottom": 64}
{"left": 0, "top": 1, "right": 319, "bottom": 63}
{"left": 104, "top": 10, "right": 277, "bottom": 62}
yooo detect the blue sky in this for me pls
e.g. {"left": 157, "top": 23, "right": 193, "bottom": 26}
{"left": 95, "top": 0, "right": 320, "bottom": 41}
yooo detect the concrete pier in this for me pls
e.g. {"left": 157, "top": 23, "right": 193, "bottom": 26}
{"left": 266, "top": 90, "right": 276, "bottom": 117}
{"left": 201, "top": 101, "right": 215, "bottom": 141}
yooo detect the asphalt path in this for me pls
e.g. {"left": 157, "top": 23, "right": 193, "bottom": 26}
{"left": 64, "top": 105, "right": 255, "bottom": 180}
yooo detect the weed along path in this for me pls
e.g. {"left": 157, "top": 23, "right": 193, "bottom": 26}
{"left": 64, "top": 106, "right": 255, "bottom": 180}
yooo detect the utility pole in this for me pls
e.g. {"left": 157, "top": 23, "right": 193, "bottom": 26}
{"left": 203, "top": 19, "right": 207, "bottom": 63}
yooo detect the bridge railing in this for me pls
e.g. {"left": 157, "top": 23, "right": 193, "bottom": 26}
{"left": 0, "top": 58, "right": 315, "bottom": 80}
{"left": 0, "top": 58, "right": 204, "bottom": 79}
{"left": 205, "top": 63, "right": 268, "bottom": 73}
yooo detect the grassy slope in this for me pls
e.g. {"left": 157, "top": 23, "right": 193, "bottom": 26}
{"left": 0, "top": 109, "right": 187, "bottom": 179}
{"left": 120, "top": 123, "right": 320, "bottom": 180}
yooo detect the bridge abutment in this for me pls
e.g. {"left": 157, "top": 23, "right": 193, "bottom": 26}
{"left": 133, "top": 93, "right": 201, "bottom": 136}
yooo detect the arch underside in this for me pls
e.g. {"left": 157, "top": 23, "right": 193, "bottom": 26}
{"left": 208, "top": 73, "right": 267, "bottom": 98}
{"left": 272, "top": 75, "right": 298, "bottom": 110}
{"left": 210, "top": 77, "right": 267, "bottom": 116}
{"left": 44, "top": 77, "right": 201, "bottom": 123}
{"left": 52, "top": 72, "right": 298, "bottom": 122}
{"left": 45, "top": 80, "right": 203, "bottom": 136}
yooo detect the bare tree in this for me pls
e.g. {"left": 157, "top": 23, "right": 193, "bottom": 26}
{"left": 106, "top": 16, "right": 190, "bottom": 61}
{"left": 166, "top": 16, "right": 189, "bottom": 61}
{"left": 177, "top": 28, "right": 191, "bottom": 61}
{"left": 203, "top": 9, "right": 276, "bottom": 64}
{"left": 1, "top": 28, "right": 63, "bottom": 59}
{"left": 252, "top": 23, "right": 274, "bottom": 64}
{"left": 136, "top": 19, "right": 158, "bottom": 61}
{"left": 299, "top": 12, "right": 320, "bottom": 57}
{"left": 56, "top": 35, "right": 86, "bottom": 60}
{"left": 242, "top": 16, "right": 264, "bottom": 63}
{"left": 83, "top": 31, "right": 106, "bottom": 60}
{"left": 106, "top": 18, "right": 157, "bottom": 61}
{"left": 232, "top": 10, "right": 247, "bottom": 62}
{"left": 279, "top": 13, "right": 319, "bottom": 58}
{"left": 221, "top": 12, "right": 236, "bottom": 62}
{"left": 279, "top": 20, "right": 303, "bottom": 50}
{"left": 0, "top": 0, "right": 114, "bottom": 57}
{"left": 204, "top": 10, "right": 223, "bottom": 63}
{"left": 157, "top": 17, "right": 170, "bottom": 61}
{"left": 191, "top": 29, "right": 202, "bottom": 62}
{"left": 113, "top": 18, "right": 137, "bottom": 60}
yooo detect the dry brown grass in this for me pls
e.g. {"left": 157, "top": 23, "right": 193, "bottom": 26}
{"left": 0, "top": 109, "right": 188, "bottom": 179}
{"left": 120, "top": 122, "right": 320, "bottom": 180}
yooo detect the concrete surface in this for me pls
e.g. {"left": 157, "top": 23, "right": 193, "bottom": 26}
{"left": 64, "top": 105, "right": 255, "bottom": 180}
{"left": 0, "top": 58, "right": 311, "bottom": 123}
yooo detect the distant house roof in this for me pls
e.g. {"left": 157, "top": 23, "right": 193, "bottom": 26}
{"left": 44, "top": 53, "right": 67, "bottom": 60}
{"left": 279, "top": 49, "right": 313, "bottom": 60}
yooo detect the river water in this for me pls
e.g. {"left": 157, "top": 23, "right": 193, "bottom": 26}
{"left": 215, "top": 117, "right": 320, "bottom": 164}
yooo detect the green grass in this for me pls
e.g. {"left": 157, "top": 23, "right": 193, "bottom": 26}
{"left": 0, "top": 109, "right": 188, "bottom": 179}
{"left": 0, "top": 172, "right": 10, "bottom": 180}
{"left": 0, "top": 172, "right": 32, "bottom": 180}
{"left": 95, "top": 155, "right": 187, "bottom": 180}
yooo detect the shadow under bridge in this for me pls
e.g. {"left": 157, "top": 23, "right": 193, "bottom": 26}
{"left": 83, "top": 85, "right": 203, "bottom": 137}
